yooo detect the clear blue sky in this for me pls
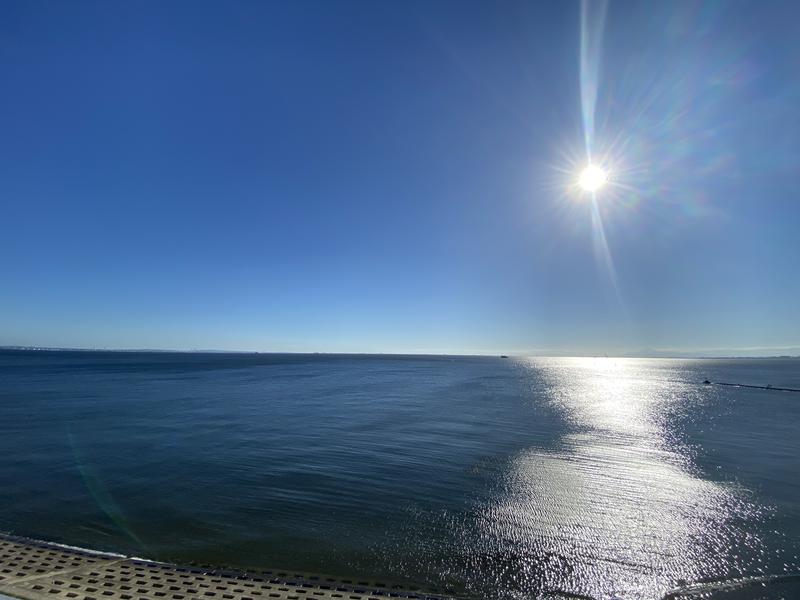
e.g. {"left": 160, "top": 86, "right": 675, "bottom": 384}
{"left": 1, "top": 0, "right": 798, "bottom": 355}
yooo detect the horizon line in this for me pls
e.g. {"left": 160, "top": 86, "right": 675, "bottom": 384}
{"left": 2, "top": 345, "right": 799, "bottom": 360}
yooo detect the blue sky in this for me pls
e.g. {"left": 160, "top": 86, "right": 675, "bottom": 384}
{"left": 1, "top": 0, "right": 798, "bottom": 355}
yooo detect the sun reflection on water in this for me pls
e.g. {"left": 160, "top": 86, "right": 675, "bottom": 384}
{"left": 473, "top": 358, "right": 766, "bottom": 599}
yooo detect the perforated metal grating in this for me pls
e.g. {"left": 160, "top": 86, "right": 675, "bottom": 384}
{"left": 0, "top": 535, "right": 459, "bottom": 600}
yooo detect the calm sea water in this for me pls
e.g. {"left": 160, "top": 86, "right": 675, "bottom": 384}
{"left": 1, "top": 351, "right": 798, "bottom": 599}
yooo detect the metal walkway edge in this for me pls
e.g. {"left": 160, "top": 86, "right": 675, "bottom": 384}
{"left": 0, "top": 534, "right": 459, "bottom": 600}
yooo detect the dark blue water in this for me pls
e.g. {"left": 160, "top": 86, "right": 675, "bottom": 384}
{"left": 1, "top": 351, "right": 798, "bottom": 599}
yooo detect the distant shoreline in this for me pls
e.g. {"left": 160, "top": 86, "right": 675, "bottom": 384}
{"left": 1, "top": 346, "right": 798, "bottom": 360}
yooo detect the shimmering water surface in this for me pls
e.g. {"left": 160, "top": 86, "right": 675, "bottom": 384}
{"left": 1, "top": 351, "right": 798, "bottom": 599}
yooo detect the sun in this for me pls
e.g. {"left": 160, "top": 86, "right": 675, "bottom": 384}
{"left": 578, "top": 164, "right": 608, "bottom": 192}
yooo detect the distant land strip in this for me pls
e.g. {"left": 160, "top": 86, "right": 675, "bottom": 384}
{"left": 706, "top": 381, "right": 800, "bottom": 393}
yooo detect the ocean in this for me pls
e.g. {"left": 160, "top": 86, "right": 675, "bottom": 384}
{"left": 0, "top": 351, "right": 798, "bottom": 599}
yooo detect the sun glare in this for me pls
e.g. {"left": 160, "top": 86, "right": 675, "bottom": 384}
{"left": 578, "top": 164, "right": 608, "bottom": 192}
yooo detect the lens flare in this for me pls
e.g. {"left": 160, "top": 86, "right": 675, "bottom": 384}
{"left": 578, "top": 164, "right": 608, "bottom": 192}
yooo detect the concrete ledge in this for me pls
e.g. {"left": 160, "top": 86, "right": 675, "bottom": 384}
{"left": 0, "top": 534, "right": 457, "bottom": 600}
